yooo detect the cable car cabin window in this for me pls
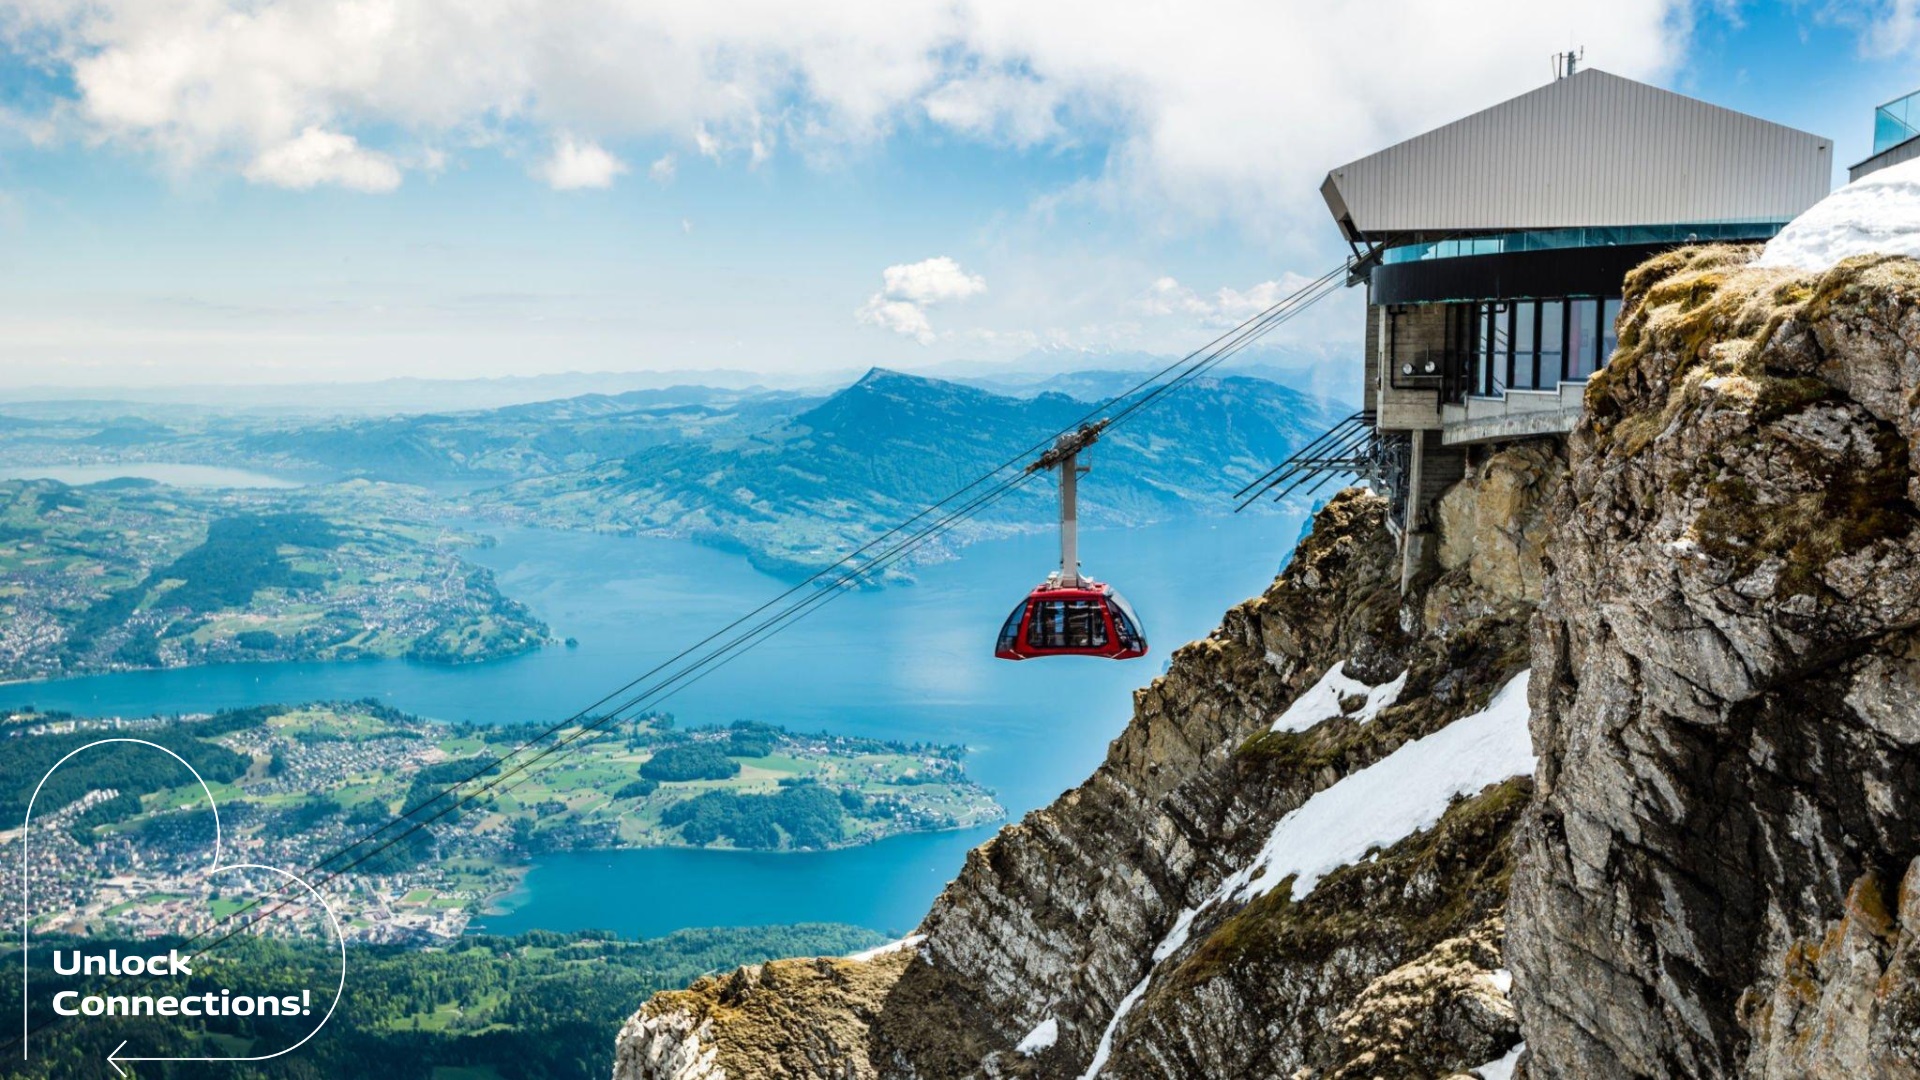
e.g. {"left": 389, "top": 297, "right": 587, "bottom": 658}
{"left": 1026, "top": 599, "right": 1110, "bottom": 650}
{"left": 996, "top": 602, "right": 1028, "bottom": 655}
{"left": 1108, "top": 591, "right": 1146, "bottom": 651}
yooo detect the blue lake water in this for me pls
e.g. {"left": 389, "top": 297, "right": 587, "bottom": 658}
{"left": 0, "top": 511, "right": 1307, "bottom": 939}
{"left": 0, "top": 462, "right": 305, "bottom": 488}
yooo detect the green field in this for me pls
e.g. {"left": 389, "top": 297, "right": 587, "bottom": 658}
{"left": 27, "top": 700, "right": 1002, "bottom": 927}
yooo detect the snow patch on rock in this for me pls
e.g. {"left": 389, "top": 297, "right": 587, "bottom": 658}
{"left": 1078, "top": 975, "right": 1151, "bottom": 1078}
{"left": 1757, "top": 157, "right": 1920, "bottom": 272}
{"left": 1016, "top": 1015, "right": 1059, "bottom": 1056}
{"left": 1474, "top": 1041, "right": 1525, "bottom": 1080}
{"left": 847, "top": 934, "right": 925, "bottom": 962}
{"left": 1078, "top": 671, "right": 1533, "bottom": 1078}
{"left": 1271, "top": 661, "right": 1407, "bottom": 732}
{"left": 1245, "top": 670, "right": 1534, "bottom": 899}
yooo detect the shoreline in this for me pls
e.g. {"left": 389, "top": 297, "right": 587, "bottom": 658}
{"left": 465, "top": 820, "right": 1001, "bottom": 929}
{"left": 0, "top": 635, "right": 551, "bottom": 691}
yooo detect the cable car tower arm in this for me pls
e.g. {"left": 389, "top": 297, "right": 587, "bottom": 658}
{"left": 1027, "top": 421, "right": 1107, "bottom": 588}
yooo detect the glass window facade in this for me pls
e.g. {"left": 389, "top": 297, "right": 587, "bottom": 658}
{"left": 1469, "top": 296, "right": 1619, "bottom": 395}
{"left": 1537, "top": 302, "right": 1564, "bottom": 387}
{"left": 1567, "top": 300, "right": 1600, "bottom": 380}
{"left": 1512, "top": 301, "right": 1535, "bottom": 390}
{"left": 1601, "top": 297, "right": 1623, "bottom": 367}
{"left": 1878, "top": 89, "right": 1920, "bottom": 155}
{"left": 1383, "top": 221, "right": 1791, "bottom": 264}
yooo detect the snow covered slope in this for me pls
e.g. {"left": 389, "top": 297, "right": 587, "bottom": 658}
{"left": 1757, "top": 157, "right": 1920, "bottom": 271}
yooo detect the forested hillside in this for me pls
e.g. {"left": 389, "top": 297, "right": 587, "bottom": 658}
{"left": 481, "top": 368, "right": 1343, "bottom": 577}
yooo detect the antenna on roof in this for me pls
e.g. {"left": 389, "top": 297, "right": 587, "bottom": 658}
{"left": 1552, "top": 47, "right": 1584, "bottom": 80}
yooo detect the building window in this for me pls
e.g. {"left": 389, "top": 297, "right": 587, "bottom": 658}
{"left": 1467, "top": 295, "right": 1618, "bottom": 396}
{"left": 1877, "top": 89, "right": 1920, "bottom": 155}
{"left": 1568, "top": 299, "right": 1601, "bottom": 380}
{"left": 1513, "top": 301, "right": 1536, "bottom": 391}
{"left": 1536, "top": 301, "right": 1564, "bottom": 388}
{"left": 1382, "top": 221, "right": 1794, "bottom": 264}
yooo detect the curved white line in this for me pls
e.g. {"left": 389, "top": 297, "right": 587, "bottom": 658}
{"left": 112, "top": 862, "right": 347, "bottom": 1067}
{"left": 19, "top": 738, "right": 222, "bottom": 1059}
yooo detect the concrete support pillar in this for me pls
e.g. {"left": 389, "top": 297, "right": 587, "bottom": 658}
{"left": 1401, "top": 432, "right": 1425, "bottom": 593}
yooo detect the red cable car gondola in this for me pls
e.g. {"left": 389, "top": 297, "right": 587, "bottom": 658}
{"left": 994, "top": 423, "right": 1149, "bottom": 661}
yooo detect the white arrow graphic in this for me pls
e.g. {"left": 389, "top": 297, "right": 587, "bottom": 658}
{"left": 17, "top": 738, "right": 347, "bottom": 1072}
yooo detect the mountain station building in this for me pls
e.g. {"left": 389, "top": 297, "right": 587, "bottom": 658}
{"left": 1320, "top": 65, "right": 1833, "bottom": 586}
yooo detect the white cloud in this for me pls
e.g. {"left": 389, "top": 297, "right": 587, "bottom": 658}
{"left": 1135, "top": 276, "right": 1212, "bottom": 318}
{"left": 242, "top": 127, "right": 401, "bottom": 192}
{"left": 859, "top": 298, "right": 937, "bottom": 342}
{"left": 1819, "top": 0, "right": 1920, "bottom": 57}
{"left": 649, "top": 152, "right": 677, "bottom": 184}
{"left": 879, "top": 256, "right": 987, "bottom": 304}
{"left": 5, "top": 0, "right": 1693, "bottom": 222}
{"left": 693, "top": 125, "right": 723, "bottom": 161}
{"left": 539, "top": 135, "right": 627, "bottom": 190}
{"left": 1139, "top": 273, "right": 1323, "bottom": 327}
{"left": 858, "top": 256, "right": 987, "bottom": 344}
{"left": 922, "top": 72, "right": 1064, "bottom": 146}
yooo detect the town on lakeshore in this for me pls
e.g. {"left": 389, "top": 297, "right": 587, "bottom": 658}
{"left": 4, "top": 702, "right": 1002, "bottom": 946}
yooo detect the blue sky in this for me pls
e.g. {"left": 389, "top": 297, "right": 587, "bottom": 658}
{"left": 0, "top": 0, "right": 1915, "bottom": 392}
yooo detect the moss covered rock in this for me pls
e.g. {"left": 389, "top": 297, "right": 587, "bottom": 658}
{"left": 1511, "top": 247, "right": 1920, "bottom": 1079}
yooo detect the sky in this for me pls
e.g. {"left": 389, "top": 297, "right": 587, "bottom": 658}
{"left": 0, "top": 0, "right": 1916, "bottom": 393}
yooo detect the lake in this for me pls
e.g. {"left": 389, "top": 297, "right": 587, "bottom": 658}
{"left": 0, "top": 510, "right": 1308, "bottom": 939}
{"left": 0, "top": 462, "right": 305, "bottom": 488}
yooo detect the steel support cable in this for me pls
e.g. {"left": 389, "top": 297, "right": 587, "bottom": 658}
{"left": 275, "top": 262, "right": 1355, "bottom": 901}
{"left": 285, "top": 266, "right": 1355, "bottom": 890}
{"left": 1231, "top": 411, "right": 1369, "bottom": 500}
{"left": 1234, "top": 424, "right": 1377, "bottom": 511}
{"left": 8, "top": 258, "right": 1354, "bottom": 1052}
{"left": 5, "top": 468, "right": 1044, "bottom": 1055}
{"left": 1101, "top": 266, "right": 1347, "bottom": 433}
{"left": 205, "top": 256, "right": 1352, "bottom": 886}
{"left": 242, "top": 263, "right": 1352, "bottom": 898}
{"left": 267, "top": 262, "right": 1352, "bottom": 909}
{"left": 234, "top": 256, "right": 1352, "bottom": 894}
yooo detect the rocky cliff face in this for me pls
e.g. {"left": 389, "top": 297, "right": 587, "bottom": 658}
{"left": 614, "top": 246, "right": 1920, "bottom": 1080}
{"left": 615, "top": 478, "right": 1550, "bottom": 1079}
{"left": 1509, "top": 249, "right": 1920, "bottom": 1078}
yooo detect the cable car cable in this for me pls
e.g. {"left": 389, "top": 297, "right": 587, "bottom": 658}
{"left": 3, "top": 467, "right": 1043, "bottom": 1056}
{"left": 7, "top": 259, "right": 1352, "bottom": 1051}
{"left": 235, "top": 264, "right": 1345, "bottom": 910}
{"left": 254, "top": 256, "right": 1348, "bottom": 893}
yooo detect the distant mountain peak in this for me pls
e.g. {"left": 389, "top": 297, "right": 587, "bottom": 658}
{"left": 850, "top": 367, "right": 924, "bottom": 388}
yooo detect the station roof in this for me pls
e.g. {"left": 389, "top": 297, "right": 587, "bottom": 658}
{"left": 1322, "top": 69, "right": 1833, "bottom": 247}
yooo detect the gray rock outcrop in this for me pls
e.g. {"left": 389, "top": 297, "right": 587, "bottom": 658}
{"left": 617, "top": 480, "right": 1549, "bottom": 1079}
{"left": 613, "top": 244, "right": 1920, "bottom": 1080}
{"left": 1509, "top": 249, "right": 1920, "bottom": 1078}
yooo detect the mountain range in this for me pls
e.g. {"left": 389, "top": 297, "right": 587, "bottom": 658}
{"left": 474, "top": 367, "right": 1349, "bottom": 577}
{"left": 0, "top": 364, "right": 1352, "bottom": 581}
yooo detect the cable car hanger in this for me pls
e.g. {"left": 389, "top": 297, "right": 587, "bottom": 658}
{"left": 28, "top": 267, "right": 1347, "bottom": 1045}
{"left": 995, "top": 421, "right": 1149, "bottom": 661}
